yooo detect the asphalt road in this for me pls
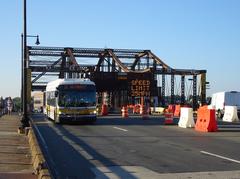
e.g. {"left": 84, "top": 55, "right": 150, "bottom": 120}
{"left": 31, "top": 114, "right": 240, "bottom": 179}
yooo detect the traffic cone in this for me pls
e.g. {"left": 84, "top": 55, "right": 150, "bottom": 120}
{"left": 121, "top": 106, "right": 129, "bottom": 118}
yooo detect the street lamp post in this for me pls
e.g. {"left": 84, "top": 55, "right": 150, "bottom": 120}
{"left": 21, "top": 33, "right": 23, "bottom": 112}
{"left": 21, "top": 0, "right": 40, "bottom": 129}
{"left": 21, "top": 0, "right": 28, "bottom": 128}
{"left": 20, "top": 34, "right": 40, "bottom": 115}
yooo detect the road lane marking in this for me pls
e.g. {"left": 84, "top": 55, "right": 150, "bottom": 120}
{"left": 113, "top": 127, "right": 128, "bottom": 132}
{"left": 91, "top": 166, "right": 161, "bottom": 179}
{"left": 200, "top": 151, "right": 240, "bottom": 164}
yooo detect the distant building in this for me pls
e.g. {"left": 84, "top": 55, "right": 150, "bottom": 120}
{"left": 31, "top": 91, "right": 44, "bottom": 112}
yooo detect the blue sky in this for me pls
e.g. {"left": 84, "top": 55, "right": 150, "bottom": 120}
{"left": 0, "top": 0, "right": 239, "bottom": 98}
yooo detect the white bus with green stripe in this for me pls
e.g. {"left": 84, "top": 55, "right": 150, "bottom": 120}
{"left": 45, "top": 78, "right": 97, "bottom": 123}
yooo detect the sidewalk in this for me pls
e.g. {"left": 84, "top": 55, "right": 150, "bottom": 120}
{"left": 0, "top": 114, "right": 37, "bottom": 179}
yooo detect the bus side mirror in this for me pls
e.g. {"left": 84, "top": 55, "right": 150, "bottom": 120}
{"left": 55, "top": 91, "right": 59, "bottom": 97}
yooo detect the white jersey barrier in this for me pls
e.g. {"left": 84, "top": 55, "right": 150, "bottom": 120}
{"left": 223, "top": 106, "right": 239, "bottom": 122}
{"left": 178, "top": 107, "right": 195, "bottom": 128}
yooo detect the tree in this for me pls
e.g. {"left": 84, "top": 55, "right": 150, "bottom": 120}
{"left": 13, "top": 97, "right": 21, "bottom": 112}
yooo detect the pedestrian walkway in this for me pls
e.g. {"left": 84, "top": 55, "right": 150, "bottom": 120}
{"left": 0, "top": 114, "right": 37, "bottom": 179}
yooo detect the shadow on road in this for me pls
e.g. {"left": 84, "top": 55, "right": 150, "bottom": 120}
{"left": 32, "top": 114, "right": 139, "bottom": 179}
{"left": 56, "top": 124, "right": 139, "bottom": 179}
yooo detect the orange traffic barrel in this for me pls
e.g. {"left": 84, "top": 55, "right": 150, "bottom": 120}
{"left": 167, "top": 105, "right": 175, "bottom": 114}
{"left": 134, "top": 104, "right": 140, "bottom": 114}
{"left": 121, "top": 106, "right": 129, "bottom": 118}
{"left": 140, "top": 105, "right": 144, "bottom": 115}
{"left": 164, "top": 113, "right": 174, "bottom": 124}
{"left": 101, "top": 104, "right": 108, "bottom": 116}
{"left": 141, "top": 105, "right": 149, "bottom": 120}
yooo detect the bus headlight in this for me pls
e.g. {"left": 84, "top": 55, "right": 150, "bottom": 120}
{"left": 58, "top": 111, "right": 65, "bottom": 115}
{"left": 90, "top": 110, "right": 97, "bottom": 115}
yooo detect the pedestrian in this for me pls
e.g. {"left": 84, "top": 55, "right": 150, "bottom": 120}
{"left": 0, "top": 96, "right": 3, "bottom": 117}
{"left": 7, "top": 97, "right": 13, "bottom": 115}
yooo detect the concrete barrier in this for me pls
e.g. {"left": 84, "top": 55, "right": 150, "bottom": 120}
{"left": 174, "top": 105, "right": 181, "bottom": 117}
{"left": 27, "top": 127, "right": 51, "bottom": 179}
{"left": 178, "top": 107, "right": 195, "bottom": 128}
{"left": 195, "top": 107, "right": 218, "bottom": 132}
{"left": 223, "top": 106, "right": 239, "bottom": 122}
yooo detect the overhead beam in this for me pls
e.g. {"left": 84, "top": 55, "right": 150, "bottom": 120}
{"left": 154, "top": 69, "right": 206, "bottom": 75}
{"left": 59, "top": 54, "right": 66, "bottom": 78}
{"left": 96, "top": 54, "right": 105, "bottom": 72}
{"left": 147, "top": 51, "right": 172, "bottom": 71}
{"left": 106, "top": 49, "right": 130, "bottom": 72}
{"left": 31, "top": 57, "right": 62, "bottom": 83}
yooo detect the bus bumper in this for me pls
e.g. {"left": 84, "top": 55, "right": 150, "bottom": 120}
{"left": 59, "top": 114, "right": 97, "bottom": 123}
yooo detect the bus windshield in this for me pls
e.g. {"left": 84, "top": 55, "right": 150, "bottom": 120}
{"left": 58, "top": 90, "right": 96, "bottom": 107}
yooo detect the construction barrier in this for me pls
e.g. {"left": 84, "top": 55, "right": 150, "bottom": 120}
{"left": 133, "top": 104, "right": 141, "bottom": 114}
{"left": 150, "top": 107, "right": 165, "bottom": 115}
{"left": 201, "top": 105, "right": 209, "bottom": 110}
{"left": 174, "top": 105, "right": 181, "bottom": 117}
{"left": 127, "top": 105, "right": 134, "bottom": 114}
{"left": 195, "top": 107, "right": 218, "bottom": 132}
{"left": 140, "top": 105, "right": 149, "bottom": 120}
{"left": 223, "top": 106, "right": 239, "bottom": 122}
{"left": 121, "top": 106, "right": 129, "bottom": 118}
{"left": 139, "top": 105, "right": 144, "bottom": 115}
{"left": 164, "top": 113, "right": 174, "bottom": 124}
{"left": 101, "top": 104, "right": 108, "bottom": 116}
{"left": 178, "top": 107, "right": 195, "bottom": 128}
{"left": 167, "top": 105, "right": 175, "bottom": 114}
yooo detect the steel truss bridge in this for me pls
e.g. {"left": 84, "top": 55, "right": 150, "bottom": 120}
{"left": 28, "top": 46, "right": 207, "bottom": 109}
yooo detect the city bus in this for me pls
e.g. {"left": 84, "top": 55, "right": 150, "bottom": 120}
{"left": 45, "top": 78, "right": 97, "bottom": 123}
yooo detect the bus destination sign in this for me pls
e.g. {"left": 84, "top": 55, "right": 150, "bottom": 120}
{"left": 59, "top": 84, "right": 95, "bottom": 91}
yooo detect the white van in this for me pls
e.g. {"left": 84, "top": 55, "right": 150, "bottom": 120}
{"left": 209, "top": 91, "right": 240, "bottom": 118}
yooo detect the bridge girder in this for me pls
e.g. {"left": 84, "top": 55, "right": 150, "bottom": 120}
{"left": 28, "top": 46, "right": 207, "bottom": 107}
